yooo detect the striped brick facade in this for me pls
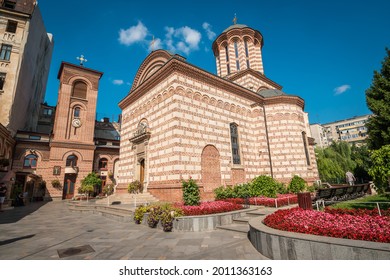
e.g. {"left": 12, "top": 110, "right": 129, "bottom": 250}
{"left": 118, "top": 25, "right": 319, "bottom": 202}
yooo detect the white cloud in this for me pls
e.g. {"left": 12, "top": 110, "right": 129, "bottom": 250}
{"left": 334, "top": 84, "right": 351, "bottom": 95}
{"left": 113, "top": 79, "right": 124, "bottom": 85}
{"left": 148, "top": 37, "right": 162, "bottom": 52}
{"left": 164, "top": 26, "right": 201, "bottom": 55}
{"left": 118, "top": 21, "right": 148, "bottom": 46}
{"left": 202, "top": 22, "right": 216, "bottom": 40}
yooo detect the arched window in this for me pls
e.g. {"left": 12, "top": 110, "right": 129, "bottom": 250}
{"left": 98, "top": 158, "right": 108, "bottom": 170}
{"left": 302, "top": 132, "right": 311, "bottom": 165}
{"left": 73, "top": 106, "right": 81, "bottom": 118}
{"left": 66, "top": 155, "right": 78, "bottom": 167}
{"left": 72, "top": 81, "right": 87, "bottom": 99}
{"left": 24, "top": 154, "right": 38, "bottom": 169}
{"left": 244, "top": 40, "right": 250, "bottom": 68}
{"left": 230, "top": 123, "right": 241, "bottom": 164}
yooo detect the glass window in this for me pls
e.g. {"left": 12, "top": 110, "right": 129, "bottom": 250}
{"left": 227, "top": 64, "right": 230, "bottom": 75}
{"left": 74, "top": 107, "right": 80, "bottom": 118}
{"left": 3, "top": 1, "right": 16, "bottom": 9}
{"left": 244, "top": 40, "right": 249, "bottom": 57}
{"left": 230, "top": 123, "right": 241, "bottom": 164}
{"left": 98, "top": 158, "right": 108, "bottom": 170}
{"left": 6, "top": 20, "right": 17, "bottom": 33}
{"left": 236, "top": 60, "right": 240, "bottom": 71}
{"left": 234, "top": 41, "right": 239, "bottom": 58}
{"left": 246, "top": 60, "right": 250, "bottom": 69}
{"left": 24, "top": 154, "right": 38, "bottom": 169}
{"left": 225, "top": 45, "right": 229, "bottom": 62}
{"left": 302, "top": 132, "right": 310, "bottom": 165}
{"left": 0, "top": 44, "right": 12, "bottom": 61}
{"left": 0, "top": 72, "right": 6, "bottom": 90}
{"left": 66, "top": 155, "right": 78, "bottom": 167}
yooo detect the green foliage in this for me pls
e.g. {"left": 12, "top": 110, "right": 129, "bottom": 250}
{"left": 233, "top": 183, "right": 251, "bottom": 198}
{"left": 288, "top": 175, "right": 307, "bottom": 194}
{"left": 133, "top": 204, "right": 151, "bottom": 223}
{"left": 51, "top": 179, "right": 62, "bottom": 189}
{"left": 365, "top": 48, "right": 390, "bottom": 150}
{"left": 102, "top": 183, "right": 114, "bottom": 196}
{"left": 368, "top": 145, "right": 390, "bottom": 193}
{"left": 147, "top": 206, "right": 161, "bottom": 228}
{"left": 128, "top": 180, "right": 143, "bottom": 194}
{"left": 182, "top": 178, "right": 200, "bottom": 206}
{"left": 314, "top": 141, "right": 370, "bottom": 184}
{"left": 250, "top": 175, "right": 278, "bottom": 198}
{"left": 214, "top": 184, "right": 251, "bottom": 200}
{"left": 276, "top": 182, "right": 288, "bottom": 194}
{"left": 80, "top": 172, "right": 101, "bottom": 195}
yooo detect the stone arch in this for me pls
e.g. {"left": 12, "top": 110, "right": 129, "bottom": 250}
{"left": 201, "top": 145, "right": 221, "bottom": 192}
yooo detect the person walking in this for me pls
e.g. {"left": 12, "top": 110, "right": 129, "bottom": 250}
{"left": 345, "top": 171, "right": 356, "bottom": 186}
{"left": 0, "top": 182, "right": 7, "bottom": 212}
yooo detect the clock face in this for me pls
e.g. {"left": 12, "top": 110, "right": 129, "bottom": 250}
{"left": 72, "top": 118, "right": 82, "bottom": 128}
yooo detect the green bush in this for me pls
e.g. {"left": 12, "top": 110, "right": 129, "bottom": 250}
{"left": 182, "top": 178, "right": 200, "bottom": 206}
{"left": 103, "top": 183, "right": 114, "bottom": 196}
{"left": 134, "top": 204, "right": 151, "bottom": 224}
{"left": 275, "top": 182, "right": 288, "bottom": 194}
{"left": 233, "top": 183, "right": 251, "bottom": 198}
{"left": 288, "top": 175, "right": 307, "bottom": 194}
{"left": 128, "top": 180, "right": 143, "bottom": 194}
{"left": 250, "top": 175, "right": 278, "bottom": 198}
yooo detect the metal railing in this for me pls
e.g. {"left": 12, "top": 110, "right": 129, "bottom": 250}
{"left": 315, "top": 200, "right": 390, "bottom": 216}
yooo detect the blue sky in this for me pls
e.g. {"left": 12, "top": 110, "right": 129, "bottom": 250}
{"left": 38, "top": 0, "right": 390, "bottom": 125}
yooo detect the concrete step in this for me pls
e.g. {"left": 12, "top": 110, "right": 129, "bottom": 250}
{"left": 233, "top": 216, "right": 251, "bottom": 223}
{"left": 95, "top": 192, "right": 159, "bottom": 205}
{"left": 217, "top": 223, "right": 249, "bottom": 234}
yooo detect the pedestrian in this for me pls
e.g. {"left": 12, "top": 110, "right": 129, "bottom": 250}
{"left": 0, "top": 182, "right": 7, "bottom": 212}
{"left": 345, "top": 171, "right": 356, "bottom": 186}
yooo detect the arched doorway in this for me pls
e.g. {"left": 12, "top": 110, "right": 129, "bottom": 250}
{"left": 201, "top": 145, "right": 221, "bottom": 192}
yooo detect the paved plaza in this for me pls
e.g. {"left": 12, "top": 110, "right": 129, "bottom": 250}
{"left": 0, "top": 201, "right": 267, "bottom": 260}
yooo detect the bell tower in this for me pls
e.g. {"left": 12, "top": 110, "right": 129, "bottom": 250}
{"left": 212, "top": 23, "right": 265, "bottom": 77}
{"left": 52, "top": 62, "right": 103, "bottom": 144}
{"left": 48, "top": 61, "right": 103, "bottom": 199}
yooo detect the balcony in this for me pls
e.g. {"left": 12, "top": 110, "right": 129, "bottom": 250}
{"left": 64, "top": 166, "right": 79, "bottom": 174}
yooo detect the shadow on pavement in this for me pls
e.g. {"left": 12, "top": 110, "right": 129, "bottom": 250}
{"left": 0, "top": 201, "right": 49, "bottom": 224}
{"left": 0, "top": 234, "right": 35, "bottom": 246}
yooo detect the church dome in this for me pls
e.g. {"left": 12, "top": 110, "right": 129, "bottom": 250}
{"left": 223, "top": 24, "right": 248, "bottom": 32}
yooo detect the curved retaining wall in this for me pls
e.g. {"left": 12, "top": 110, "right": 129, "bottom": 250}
{"left": 249, "top": 216, "right": 390, "bottom": 260}
{"left": 143, "top": 208, "right": 255, "bottom": 232}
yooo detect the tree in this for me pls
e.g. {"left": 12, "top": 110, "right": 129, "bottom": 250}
{"left": 365, "top": 48, "right": 390, "bottom": 150}
{"left": 368, "top": 145, "right": 390, "bottom": 193}
{"left": 80, "top": 172, "right": 101, "bottom": 197}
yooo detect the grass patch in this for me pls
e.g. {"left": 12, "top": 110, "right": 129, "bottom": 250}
{"left": 329, "top": 194, "right": 390, "bottom": 210}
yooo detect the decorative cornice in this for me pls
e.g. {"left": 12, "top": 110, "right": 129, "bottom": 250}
{"left": 50, "top": 141, "right": 96, "bottom": 150}
{"left": 119, "top": 54, "right": 305, "bottom": 111}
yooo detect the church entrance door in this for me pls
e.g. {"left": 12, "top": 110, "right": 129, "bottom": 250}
{"left": 139, "top": 159, "right": 145, "bottom": 189}
{"left": 63, "top": 174, "right": 76, "bottom": 199}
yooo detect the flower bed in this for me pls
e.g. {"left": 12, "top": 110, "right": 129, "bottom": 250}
{"left": 219, "top": 194, "right": 298, "bottom": 208}
{"left": 174, "top": 201, "right": 243, "bottom": 216}
{"left": 264, "top": 207, "right": 390, "bottom": 243}
{"left": 324, "top": 207, "right": 390, "bottom": 217}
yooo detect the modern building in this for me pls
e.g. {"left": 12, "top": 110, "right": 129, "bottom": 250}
{"left": 0, "top": 0, "right": 53, "bottom": 185}
{"left": 310, "top": 114, "right": 371, "bottom": 147}
{"left": 117, "top": 23, "right": 319, "bottom": 202}
{"left": 309, "top": 123, "right": 329, "bottom": 148}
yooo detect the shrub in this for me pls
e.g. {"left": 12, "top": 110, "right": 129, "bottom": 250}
{"left": 288, "top": 175, "right": 307, "bottom": 194}
{"left": 276, "top": 182, "right": 288, "bottom": 194}
{"left": 133, "top": 204, "right": 151, "bottom": 224}
{"left": 182, "top": 178, "right": 200, "bottom": 206}
{"left": 80, "top": 172, "right": 102, "bottom": 196}
{"left": 103, "top": 183, "right": 114, "bottom": 196}
{"left": 250, "top": 175, "right": 278, "bottom": 198}
{"left": 147, "top": 206, "right": 162, "bottom": 228}
{"left": 51, "top": 180, "right": 62, "bottom": 189}
{"left": 233, "top": 183, "right": 251, "bottom": 198}
{"left": 128, "top": 180, "right": 143, "bottom": 194}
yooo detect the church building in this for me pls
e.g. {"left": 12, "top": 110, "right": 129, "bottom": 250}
{"left": 117, "top": 23, "right": 319, "bottom": 202}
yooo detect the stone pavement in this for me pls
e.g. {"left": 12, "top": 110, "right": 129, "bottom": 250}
{"left": 0, "top": 201, "right": 268, "bottom": 260}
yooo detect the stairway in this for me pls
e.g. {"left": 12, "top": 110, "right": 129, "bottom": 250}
{"left": 95, "top": 191, "right": 159, "bottom": 206}
{"left": 216, "top": 208, "right": 271, "bottom": 234}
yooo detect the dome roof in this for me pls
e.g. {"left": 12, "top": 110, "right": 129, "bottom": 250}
{"left": 223, "top": 24, "right": 248, "bottom": 32}
{"left": 258, "top": 89, "right": 287, "bottom": 98}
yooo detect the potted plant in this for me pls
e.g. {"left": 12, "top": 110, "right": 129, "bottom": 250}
{"left": 51, "top": 179, "right": 62, "bottom": 189}
{"left": 133, "top": 204, "right": 150, "bottom": 224}
{"left": 102, "top": 183, "right": 114, "bottom": 196}
{"left": 147, "top": 206, "right": 161, "bottom": 228}
{"left": 128, "top": 180, "right": 142, "bottom": 194}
